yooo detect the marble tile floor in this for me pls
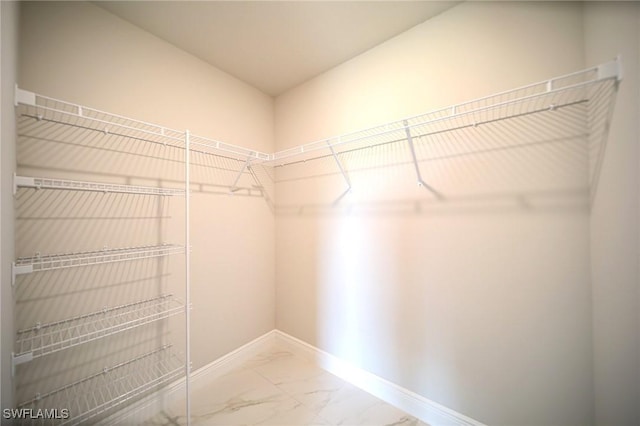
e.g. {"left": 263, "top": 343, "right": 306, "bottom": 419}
{"left": 143, "top": 343, "right": 429, "bottom": 426}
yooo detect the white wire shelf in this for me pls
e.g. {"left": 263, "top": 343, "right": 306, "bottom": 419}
{"left": 16, "top": 58, "right": 621, "bottom": 173}
{"left": 189, "top": 133, "right": 271, "bottom": 162}
{"left": 12, "top": 244, "right": 185, "bottom": 286}
{"left": 13, "top": 174, "right": 185, "bottom": 196}
{"left": 15, "top": 85, "right": 272, "bottom": 162}
{"left": 15, "top": 87, "right": 186, "bottom": 148}
{"left": 13, "top": 295, "right": 184, "bottom": 367}
{"left": 16, "top": 345, "right": 184, "bottom": 425}
{"left": 266, "top": 57, "right": 622, "bottom": 166}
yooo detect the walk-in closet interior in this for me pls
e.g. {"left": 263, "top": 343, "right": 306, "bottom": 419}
{"left": 1, "top": 1, "right": 639, "bottom": 425}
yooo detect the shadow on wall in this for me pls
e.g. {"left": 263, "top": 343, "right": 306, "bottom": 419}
{"left": 273, "top": 74, "right": 618, "bottom": 218}
{"left": 13, "top": 102, "right": 189, "bottom": 420}
{"left": 274, "top": 117, "right": 592, "bottom": 217}
{"left": 272, "top": 76, "right": 618, "bottom": 423}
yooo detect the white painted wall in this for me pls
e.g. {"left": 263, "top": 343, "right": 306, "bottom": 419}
{"left": 584, "top": 2, "right": 640, "bottom": 425}
{"left": 275, "top": 2, "right": 597, "bottom": 424}
{"left": 15, "top": 0, "right": 275, "bottom": 410}
{"left": 1, "top": 0, "right": 19, "bottom": 411}
{"left": 7, "top": 1, "right": 639, "bottom": 424}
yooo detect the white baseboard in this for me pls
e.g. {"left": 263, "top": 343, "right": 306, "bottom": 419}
{"left": 190, "top": 329, "right": 277, "bottom": 387}
{"left": 102, "top": 329, "right": 483, "bottom": 426}
{"left": 99, "top": 330, "right": 277, "bottom": 425}
{"left": 274, "top": 330, "right": 485, "bottom": 426}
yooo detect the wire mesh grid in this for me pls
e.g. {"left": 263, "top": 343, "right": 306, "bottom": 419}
{"left": 15, "top": 175, "right": 185, "bottom": 196}
{"left": 267, "top": 65, "right": 614, "bottom": 170}
{"left": 17, "top": 345, "right": 184, "bottom": 425}
{"left": 188, "top": 134, "right": 275, "bottom": 205}
{"left": 15, "top": 295, "right": 184, "bottom": 362}
{"left": 270, "top": 70, "right": 618, "bottom": 201}
{"left": 17, "top": 94, "right": 186, "bottom": 151}
{"left": 14, "top": 244, "right": 185, "bottom": 274}
{"left": 189, "top": 134, "right": 269, "bottom": 162}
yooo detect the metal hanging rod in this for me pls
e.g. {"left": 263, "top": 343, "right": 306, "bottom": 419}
{"left": 13, "top": 294, "right": 184, "bottom": 368}
{"left": 12, "top": 244, "right": 184, "bottom": 286}
{"left": 16, "top": 344, "right": 184, "bottom": 425}
{"left": 13, "top": 174, "right": 184, "bottom": 196}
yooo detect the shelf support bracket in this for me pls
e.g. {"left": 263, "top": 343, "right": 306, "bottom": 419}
{"left": 14, "top": 85, "right": 36, "bottom": 107}
{"left": 327, "top": 140, "right": 352, "bottom": 205}
{"left": 12, "top": 262, "right": 33, "bottom": 287}
{"left": 327, "top": 140, "right": 351, "bottom": 189}
{"left": 12, "top": 352, "right": 33, "bottom": 376}
{"left": 229, "top": 157, "right": 251, "bottom": 193}
{"left": 403, "top": 121, "right": 443, "bottom": 199}
{"left": 247, "top": 165, "right": 274, "bottom": 213}
{"left": 597, "top": 55, "right": 623, "bottom": 83}
{"left": 13, "top": 173, "right": 19, "bottom": 196}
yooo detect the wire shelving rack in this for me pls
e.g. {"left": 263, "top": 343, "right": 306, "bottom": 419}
{"left": 268, "top": 58, "right": 620, "bottom": 165}
{"left": 265, "top": 57, "right": 621, "bottom": 203}
{"left": 10, "top": 57, "right": 622, "bottom": 425}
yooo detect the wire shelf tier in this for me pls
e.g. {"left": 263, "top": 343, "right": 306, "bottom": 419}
{"left": 189, "top": 133, "right": 270, "bottom": 162}
{"left": 13, "top": 244, "right": 184, "bottom": 283}
{"left": 13, "top": 295, "right": 184, "bottom": 366}
{"left": 16, "top": 345, "right": 184, "bottom": 425}
{"left": 267, "top": 59, "right": 621, "bottom": 166}
{"left": 15, "top": 86, "right": 271, "bottom": 162}
{"left": 15, "top": 88, "right": 186, "bottom": 149}
{"left": 14, "top": 174, "right": 184, "bottom": 196}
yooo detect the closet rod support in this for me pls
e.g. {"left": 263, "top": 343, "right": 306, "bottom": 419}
{"left": 230, "top": 157, "right": 251, "bottom": 193}
{"left": 403, "top": 121, "right": 443, "bottom": 200}
{"left": 327, "top": 140, "right": 351, "bottom": 191}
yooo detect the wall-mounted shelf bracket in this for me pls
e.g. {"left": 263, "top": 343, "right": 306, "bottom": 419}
{"left": 327, "top": 140, "right": 351, "bottom": 189}
{"left": 11, "top": 352, "right": 33, "bottom": 376}
{"left": 14, "top": 85, "right": 36, "bottom": 107}
{"left": 327, "top": 139, "right": 352, "bottom": 205}
{"left": 403, "top": 121, "right": 443, "bottom": 200}
{"left": 230, "top": 157, "right": 252, "bottom": 193}
{"left": 598, "top": 55, "right": 623, "bottom": 83}
{"left": 12, "top": 262, "right": 33, "bottom": 287}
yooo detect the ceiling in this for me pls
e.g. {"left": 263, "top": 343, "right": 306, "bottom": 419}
{"left": 95, "top": 1, "right": 459, "bottom": 97}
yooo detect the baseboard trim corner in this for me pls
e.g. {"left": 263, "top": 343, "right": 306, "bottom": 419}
{"left": 100, "top": 330, "right": 277, "bottom": 425}
{"left": 273, "top": 330, "right": 485, "bottom": 426}
{"left": 102, "top": 329, "right": 483, "bottom": 426}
